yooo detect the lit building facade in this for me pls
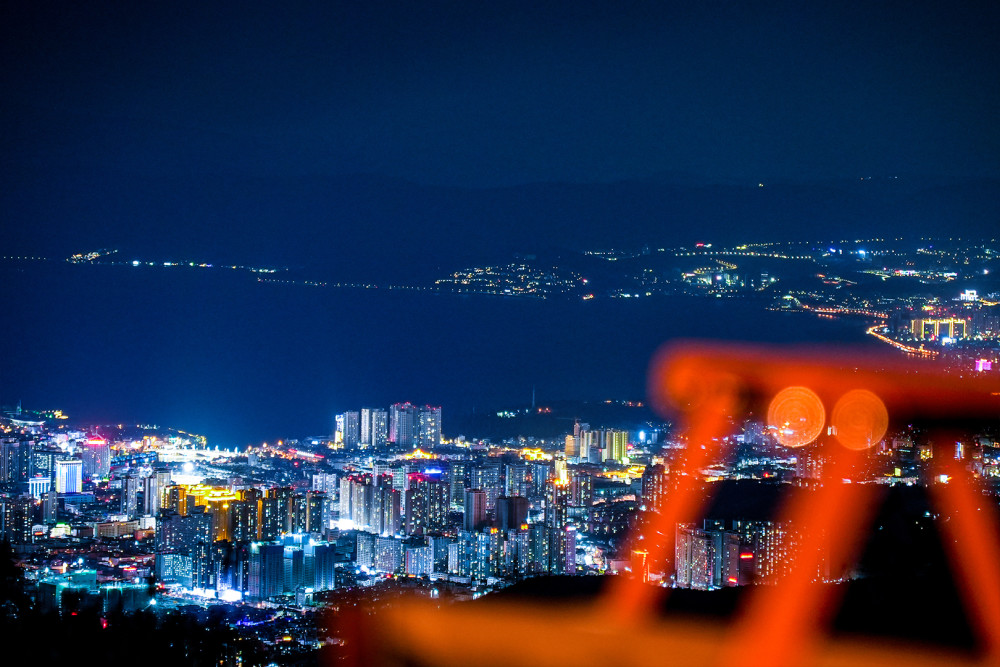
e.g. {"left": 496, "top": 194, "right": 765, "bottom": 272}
{"left": 910, "top": 317, "right": 968, "bottom": 340}
{"left": 54, "top": 458, "right": 83, "bottom": 494}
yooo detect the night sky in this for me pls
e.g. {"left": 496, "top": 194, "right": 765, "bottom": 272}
{"left": 4, "top": 1, "right": 998, "bottom": 192}
{"left": 2, "top": 2, "right": 999, "bottom": 441}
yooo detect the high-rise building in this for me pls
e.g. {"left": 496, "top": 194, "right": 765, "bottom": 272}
{"left": 248, "top": 543, "right": 284, "bottom": 600}
{"left": 569, "top": 471, "right": 593, "bottom": 509}
{"left": 43, "top": 487, "right": 57, "bottom": 524}
{"left": 334, "top": 414, "right": 345, "bottom": 444}
{"left": 190, "top": 539, "right": 216, "bottom": 590}
{"left": 306, "top": 541, "right": 337, "bottom": 591}
{"left": 297, "top": 541, "right": 334, "bottom": 591}
{"left": 640, "top": 464, "right": 670, "bottom": 512}
{"left": 283, "top": 546, "right": 305, "bottom": 593}
{"left": 498, "top": 527, "right": 530, "bottom": 579}
{"left": 142, "top": 468, "right": 171, "bottom": 516}
{"left": 54, "top": 458, "right": 82, "bottom": 494}
{"left": 3, "top": 439, "right": 39, "bottom": 488}
{"left": 156, "top": 509, "right": 212, "bottom": 552}
{"left": 910, "top": 317, "right": 968, "bottom": 340}
{"left": 373, "top": 462, "right": 403, "bottom": 490}
{"left": 416, "top": 406, "right": 442, "bottom": 449}
{"left": 166, "top": 485, "right": 188, "bottom": 516}
{"left": 370, "top": 409, "right": 389, "bottom": 449}
{"left": 563, "top": 526, "right": 577, "bottom": 574}
{"left": 356, "top": 532, "right": 375, "bottom": 569}
{"left": 579, "top": 429, "right": 598, "bottom": 462}
{"left": 470, "top": 462, "right": 501, "bottom": 510}
{"left": 28, "top": 475, "right": 51, "bottom": 499}
{"left": 390, "top": 403, "right": 418, "bottom": 448}
{"left": 349, "top": 475, "right": 375, "bottom": 531}
{"left": 271, "top": 487, "right": 294, "bottom": 534}
{"left": 338, "top": 476, "right": 353, "bottom": 524}
{"left": 32, "top": 447, "right": 60, "bottom": 486}
{"left": 602, "top": 430, "right": 629, "bottom": 464}
{"left": 122, "top": 473, "right": 141, "bottom": 518}
{"left": 307, "top": 471, "right": 334, "bottom": 495}
{"left": 553, "top": 454, "right": 568, "bottom": 484}
{"left": 258, "top": 493, "right": 282, "bottom": 541}
{"left": 204, "top": 491, "right": 241, "bottom": 542}
{"left": 632, "top": 548, "right": 650, "bottom": 584}
{"left": 527, "top": 523, "right": 549, "bottom": 574}
{"left": 675, "top": 524, "right": 740, "bottom": 590}
{"left": 795, "top": 444, "right": 825, "bottom": 482}
{"left": 1, "top": 441, "right": 17, "bottom": 486}
{"left": 81, "top": 438, "right": 111, "bottom": 480}
{"left": 156, "top": 552, "right": 194, "bottom": 589}
{"left": 404, "top": 472, "right": 449, "bottom": 535}
{"left": 360, "top": 408, "right": 373, "bottom": 447}
{"left": 449, "top": 460, "right": 467, "bottom": 508}
{"left": 527, "top": 461, "right": 550, "bottom": 497}
{"left": 427, "top": 535, "right": 454, "bottom": 573}
{"left": 342, "top": 411, "right": 360, "bottom": 449}
{"left": 212, "top": 541, "right": 250, "bottom": 597}
{"left": 496, "top": 496, "right": 529, "bottom": 532}
{"left": 374, "top": 484, "right": 401, "bottom": 536}
{"left": 503, "top": 461, "right": 529, "bottom": 498}
{"left": 312, "top": 474, "right": 338, "bottom": 531}
{"left": 703, "top": 519, "right": 800, "bottom": 584}
{"left": 546, "top": 480, "right": 570, "bottom": 573}
{"left": 0, "top": 496, "right": 32, "bottom": 543}
{"left": 463, "top": 489, "right": 488, "bottom": 532}
{"left": 405, "top": 545, "right": 434, "bottom": 576}
{"left": 373, "top": 536, "right": 402, "bottom": 573}
{"left": 564, "top": 434, "right": 579, "bottom": 459}
{"left": 229, "top": 499, "right": 257, "bottom": 543}
{"left": 289, "top": 494, "right": 307, "bottom": 533}
{"left": 305, "top": 491, "right": 325, "bottom": 534}
{"left": 456, "top": 528, "right": 503, "bottom": 581}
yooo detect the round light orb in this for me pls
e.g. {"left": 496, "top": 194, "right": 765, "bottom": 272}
{"left": 768, "top": 386, "right": 825, "bottom": 448}
{"left": 831, "top": 389, "right": 888, "bottom": 450}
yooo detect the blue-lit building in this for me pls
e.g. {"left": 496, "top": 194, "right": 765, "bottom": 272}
{"left": 405, "top": 545, "right": 433, "bottom": 576}
{"left": 247, "top": 542, "right": 284, "bottom": 600}
{"left": 373, "top": 536, "right": 402, "bottom": 573}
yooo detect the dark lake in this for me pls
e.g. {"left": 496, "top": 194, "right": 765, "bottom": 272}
{"left": 0, "top": 263, "right": 878, "bottom": 445}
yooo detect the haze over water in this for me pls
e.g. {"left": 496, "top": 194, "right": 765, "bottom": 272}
{"left": 0, "top": 263, "right": 876, "bottom": 445}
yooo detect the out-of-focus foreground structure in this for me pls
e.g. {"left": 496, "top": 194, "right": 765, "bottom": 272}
{"left": 339, "top": 342, "right": 1000, "bottom": 667}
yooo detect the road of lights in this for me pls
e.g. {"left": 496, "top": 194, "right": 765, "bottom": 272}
{"left": 866, "top": 325, "right": 938, "bottom": 358}
{"left": 805, "top": 305, "right": 888, "bottom": 318}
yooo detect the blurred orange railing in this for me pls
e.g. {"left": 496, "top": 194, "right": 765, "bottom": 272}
{"left": 342, "top": 341, "right": 1000, "bottom": 667}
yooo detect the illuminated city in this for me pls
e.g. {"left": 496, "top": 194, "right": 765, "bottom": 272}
{"left": 3, "top": 2, "right": 999, "bottom": 666}
{"left": 3, "top": 337, "right": 999, "bottom": 662}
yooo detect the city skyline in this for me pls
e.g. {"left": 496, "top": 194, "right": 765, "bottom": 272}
{"left": 2, "top": 2, "right": 999, "bottom": 664}
{"left": 3, "top": 345, "right": 997, "bottom": 663}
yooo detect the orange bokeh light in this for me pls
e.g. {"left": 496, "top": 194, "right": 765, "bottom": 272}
{"left": 768, "top": 386, "right": 825, "bottom": 448}
{"left": 831, "top": 389, "right": 889, "bottom": 450}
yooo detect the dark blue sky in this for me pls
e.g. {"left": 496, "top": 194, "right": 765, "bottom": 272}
{"left": 2, "top": 1, "right": 998, "bottom": 440}
{"left": 4, "top": 1, "right": 998, "bottom": 190}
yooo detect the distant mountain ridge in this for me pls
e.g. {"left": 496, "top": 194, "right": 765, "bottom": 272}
{"left": 4, "top": 160, "right": 997, "bottom": 284}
